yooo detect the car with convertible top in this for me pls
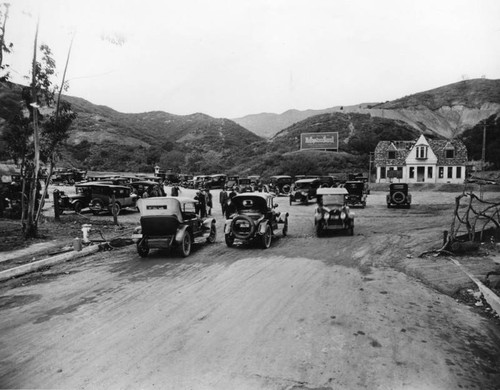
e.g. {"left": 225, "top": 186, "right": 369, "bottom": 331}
{"left": 224, "top": 192, "right": 288, "bottom": 249}
{"left": 131, "top": 197, "right": 217, "bottom": 258}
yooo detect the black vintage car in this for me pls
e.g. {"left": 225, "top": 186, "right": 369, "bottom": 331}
{"left": 387, "top": 183, "right": 412, "bottom": 208}
{"left": 224, "top": 193, "right": 288, "bottom": 249}
{"left": 88, "top": 184, "right": 139, "bottom": 215}
{"left": 132, "top": 197, "right": 216, "bottom": 258}
{"left": 344, "top": 181, "right": 367, "bottom": 208}
{"left": 289, "top": 178, "right": 320, "bottom": 205}
{"left": 56, "top": 183, "right": 95, "bottom": 214}
{"left": 269, "top": 175, "right": 293, "bottom": 196}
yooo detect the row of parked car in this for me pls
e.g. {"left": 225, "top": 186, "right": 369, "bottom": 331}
{"left": 56, "top": 175, "right": 165, "bottom": 215}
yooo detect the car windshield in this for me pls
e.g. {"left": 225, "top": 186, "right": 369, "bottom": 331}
{"left": 321, "top": 194, "right": 345, "bottom": 207}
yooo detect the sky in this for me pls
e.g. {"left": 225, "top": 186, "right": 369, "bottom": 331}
{"left": 4, "top": 0, "right": 500, "bottom": 118}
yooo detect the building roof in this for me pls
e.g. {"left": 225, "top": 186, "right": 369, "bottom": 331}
{"left": 374, "top": 136, "right": 468, "bottom": 166}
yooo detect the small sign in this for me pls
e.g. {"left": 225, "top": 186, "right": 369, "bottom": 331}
{"left": 300, "top": 132, "right": 339, "bottom": 150}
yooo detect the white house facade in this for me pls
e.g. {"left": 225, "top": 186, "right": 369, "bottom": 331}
{"left": 374, "top": 134, "right": 468, "bottom": 184}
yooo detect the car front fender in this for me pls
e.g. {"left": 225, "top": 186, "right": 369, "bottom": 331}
{"left": 224, "top": 220, "right": 232, "bottom": 234}
{"left": 175, "top": 225, "right": 189, "bottom": 244}
{"left": 202, "top": 217, "right": 216, "bottom": 230}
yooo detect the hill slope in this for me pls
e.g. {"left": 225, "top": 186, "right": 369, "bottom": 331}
{"left": 232, "top": 79, "right": 500, "bottom": 139}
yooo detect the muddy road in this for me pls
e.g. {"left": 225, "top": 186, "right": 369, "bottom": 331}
{"left": 1, "top": 190, "right": 500, "bottom": 389}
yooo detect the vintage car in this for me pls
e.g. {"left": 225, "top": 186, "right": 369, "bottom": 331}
{"left": 289, "top": 178, "right": 320, "bottom": 205}
{"left": 205, "top": 174, "right": 227, "bottom": 189}
{"left": 344, "top": 181, "right": 367, "bottom": 208}
{"left": 56, "top": 183, "right": 96, "bottom": 214}
{"left": 269, "top": 175, "right": 293, "bottom": 196}
{"left": 224, "top": 192, "right": 288, "bottom": 249}
{"left": 88, "top": 184, "right": 139, "bottom": 215}
{"left": 314, "top": 187, "right": 355, "bottom": 236}
{"left": 226, "top": 175, "right": 240, "bottom": 189}
{"left": 132, "top": 197, "right": 216, "bottom": 257}
{"left": 129, "top": 180, "right": 166, "bottom": 198}
{"left": 387, "top": 183, "right": 412, "bottom": 208}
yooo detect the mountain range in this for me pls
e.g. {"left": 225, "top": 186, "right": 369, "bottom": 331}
{"left": 0, "top": 78, "right": 499, "bottom": 176}
{"left": 232, "top": 79, "right": 500, "bottom": 139}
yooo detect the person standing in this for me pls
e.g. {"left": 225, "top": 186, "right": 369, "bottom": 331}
{"left": 195, "top": 188, "right": 207, "bottom": 218}
{"left": 219, "top": 186, "right": 228, "bottom": 216}
{"left": 206, "top": 188, "right": 213, "bottom": 216}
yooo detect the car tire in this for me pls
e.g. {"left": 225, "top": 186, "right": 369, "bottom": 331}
{"left": 137, "top": 240, "right": 149, "bottom": 258}
{"left": 392, "top": 191, "right": 405, "bottom": 204}
{"left": 90, "top": 198, "right": 104, "bottom": 215}
{"left": 74, "top": 201, "right": 83, "bottom": 214}
{"left": 207, "top": 222, "right": 217, "bottom": 243}
{"left": 231, "top": 214, "right": 255, "bottom": 240}
{"left": 225, "top": 234, "right": 234, "bottom": 247}
{"left": 282, "top": 184, "right": 291, "bottom": 195}
{"left": 261, "top": 225, "right": 272, "bottom": 249}
{"left": 179, "top": 230, "right": 192, "bottom": 257}
{"left": 110, "top": 203, "right": 121, "bottom": 216}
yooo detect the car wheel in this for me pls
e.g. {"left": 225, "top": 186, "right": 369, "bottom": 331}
{"left": 231, "top": 214, "right": 255, "bottom": 240}
{"left": 261, "top": 225, "right": 272, "bottom": 249}
{"left": 110, "top": 203, "right": 121, "bottom": 216}
{"left": 179, "top": 230, "right": 192, "bottom": 257}
{"left": 90, "top": 198, "right": 104, "bottom": 215}
{"left": 74, "top": 202, "right": 83, "bottom": 214}
{"left": 282, "top": 219, "right": 288, "bottom": 236}
{"left": 282, "top": 184, "right": 291, "bottom": 195}
{"left": 207, "top": 222, "right": 217, "bottom": 243}
{"left": 225, "top": 234, "right": 234, "bottom": 247}
{"left": 392, "top": 191, "right": 405, "bottom": 204}
{"left": 137, "top": 240, "right": 149, "bottom": 258}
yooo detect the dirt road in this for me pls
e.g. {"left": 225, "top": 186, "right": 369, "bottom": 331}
{"left": 1, "top": 190, "right": 499, "bottom": 389}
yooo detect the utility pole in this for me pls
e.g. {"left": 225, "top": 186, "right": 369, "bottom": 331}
{"left": 481, "top": 123, "right": 486, "bottom": 171}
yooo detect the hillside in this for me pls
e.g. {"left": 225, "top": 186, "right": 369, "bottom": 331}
{"left": 232, "top": 79, "right": 500, "bottom": 139}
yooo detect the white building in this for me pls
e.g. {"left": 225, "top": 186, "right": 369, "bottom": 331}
{"left": 374, "top": 134, "right": 468, "bottom": 184}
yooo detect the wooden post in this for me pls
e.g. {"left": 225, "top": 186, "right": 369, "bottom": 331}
{"left": 112, "top": 191, "right": 118, "bottom": 226}
{"left": 53, "top": 189, "right": 60, "bottom": 222}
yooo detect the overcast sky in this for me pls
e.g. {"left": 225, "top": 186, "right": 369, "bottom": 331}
{"left": 5, "top": 0, "right": 500, "bottom": 118}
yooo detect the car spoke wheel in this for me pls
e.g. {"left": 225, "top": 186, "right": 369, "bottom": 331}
{"left": 110, "top": 203, "right": 121, "bottom": 216}
{"left": 179, "top": 231, "right": 192, "bottom": 257}
{"left": 225, "top": 234, "right": 234, "bottom": 247}
{"left": 207, "top": 222, "right": 217, "bottom": 243}
{"left": 261, "top": 225, "right": 272, "bottom": 249}
{"left": 137, "top": 240, "right": 149, "bottom": 257}
{"left": 74, "top": 202, "right": 83, "bottom": 214}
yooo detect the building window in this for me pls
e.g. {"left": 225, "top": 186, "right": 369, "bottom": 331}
{"left": 388, "top": 151, "right": 396, "bottom": 159}
{"left": 439, "top": 167, "right": 444, "bottom": 178}
{"left": 409, "top": 167, "right": 415, "bottom": 179}
{"left": 456, "top": 167, "right": 462, "bottom": 178}
{"left": 427, "top": 167, "right": 433, "bottom": 179}
{"left": 448, "top": 167, "right": 453, "bottom": 178}
{"left": 380, "top": 167, "right": 386, "bottom": 179}
{"left": 416, "top": 145, "right": 428, "bottom": 159}
{"left": 445, "top": 149, "right": 455, "bottom": 158}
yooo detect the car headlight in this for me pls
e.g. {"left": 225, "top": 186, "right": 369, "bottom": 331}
{"left": 340, "top": 211, "right": 346, "bottom": 219}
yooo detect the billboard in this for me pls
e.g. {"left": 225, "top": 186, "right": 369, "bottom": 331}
{"left": 300, "top": 132, "right": 339, "bottom": 151}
